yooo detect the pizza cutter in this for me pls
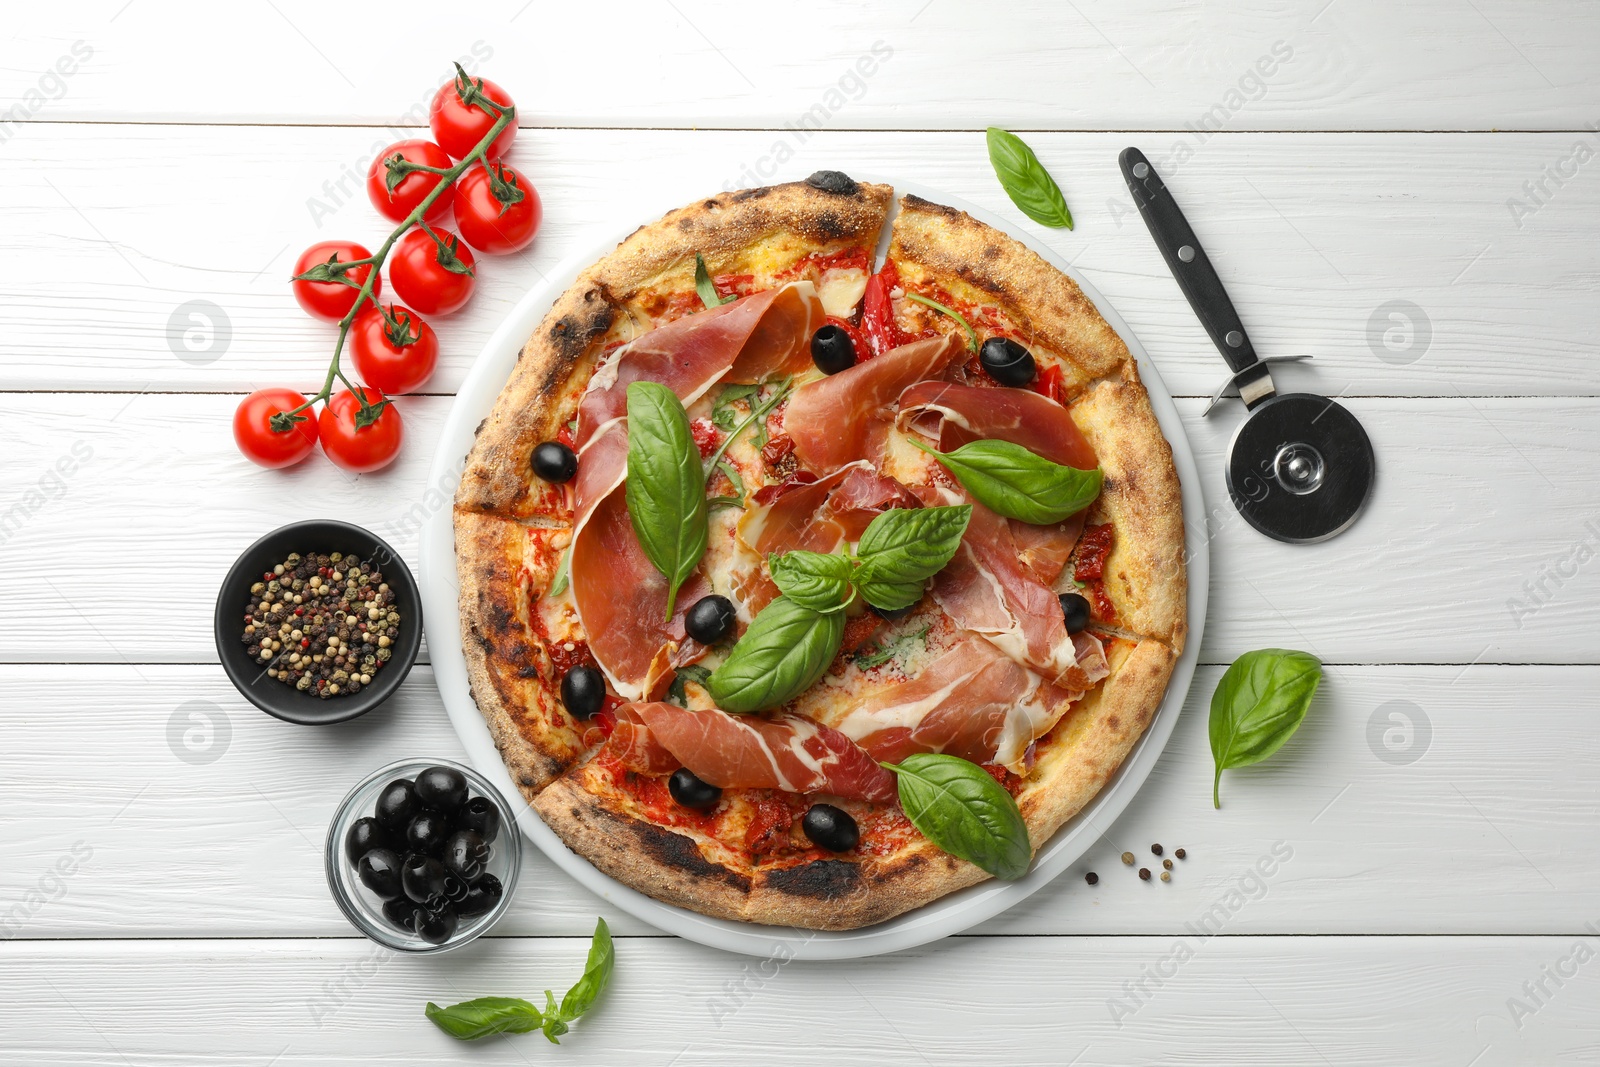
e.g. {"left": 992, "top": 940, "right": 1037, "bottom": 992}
{"left": 1118, "top": 147, "right": 1375, "bottom": 544}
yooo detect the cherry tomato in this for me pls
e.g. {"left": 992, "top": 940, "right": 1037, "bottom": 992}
{"left": 318, "top": 388, "right": 403, "bottom": 473}
{"left": 429, "top": 67, "right": 516, "bottom": 161}
{"left": 291, "top": 240, "right": 380, "bottom": 323}
{"left": 350, "top": 303, "right": 439, "bottom": 395}
{"left": 388, "top": 227, "right": 476, "bottom": 316}
{"left": 233, "top": 388, "right": 319, "bottom": 469}
{"left": 366, "top": 139, "right": 454, "bottom": 224}
{"left": 453, "top": 162, "right": 542, "bottom": 254}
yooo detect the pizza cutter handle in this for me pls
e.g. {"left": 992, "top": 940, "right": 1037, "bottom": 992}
{"left": 1119, "top": 147, "right": 1272, "bottom": 403}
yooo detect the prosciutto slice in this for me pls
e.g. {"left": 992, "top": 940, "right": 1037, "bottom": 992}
{"left": 784, "top": 334, "right": 966, "bottom": 472}
{"left": 895, "top": 380, "right": 1098, "bottom": 469}
{"left": 609, "top": 702, "right": 898, "bottom": 803}
{"left": 569, "top": 283, "right": 823, "bottom": 699}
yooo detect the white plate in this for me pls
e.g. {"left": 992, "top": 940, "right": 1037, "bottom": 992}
{"left": 420, "top": 179, "right": 1208, "bottom": 959}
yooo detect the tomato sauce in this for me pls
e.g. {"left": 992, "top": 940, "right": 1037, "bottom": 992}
{"left": 690, "top": 417, "right": 721, "bottom": 458}
{"left": 1074, "top": 523, "right": 1117, "bottom": 621}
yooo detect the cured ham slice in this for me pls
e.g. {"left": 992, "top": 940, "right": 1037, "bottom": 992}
{"left": 612, "top": 702, "right": 898, "bottom": 804}
{"left": 785, "top": 334, "right": 966, "bottom": 472}
{"left": 896, "top": 380, "right": 1098, "bottom": 469}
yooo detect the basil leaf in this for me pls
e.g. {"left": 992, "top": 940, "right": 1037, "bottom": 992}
{"left": 905, "top": 293, "right": 978, "bottom": 353}
{"left": 769, "top": 550, "right": 854, "bottom": 613}
{"left": 986, "top": 127, "right": 1074, "bottom": 230}
{"left": 540, "top": 990, "right": 566, "bottom": 1044}
{"left": 853, "top": 505, "right": 971, "bottom": 610}
{"left": 547, "top": 544, "right": 572, "bottom": 596}
{"left": 666, "top": 664, "right": 713, "bottom": 706}
{"left": 624, "top": 381, "right": 708, "bottom": 620}
{"left": 1209, "top": 649, "right": 1322, "bottom": 809}
{"left": 425, "top": 997, "right": 543, "bottom": 1040}
{"left": 556, "top": 917, "right": 614, "bottom": 1028}
{"left": 711, "top": 384, "right": 757, "bottom": 431}
{"left": 883, "top": 754, "right": 1031, "bottom": 880}
{"left": 695, "top": 252, "right": 735, "bottom": 309}
{"left": 707, "top": 596, "right": 844, "bottom": 713}
{"left": 911, "top": 439, "right": 1102, "bottom": 525}
{"left": 854, "top": 625, "right": 929, "bottom": 669}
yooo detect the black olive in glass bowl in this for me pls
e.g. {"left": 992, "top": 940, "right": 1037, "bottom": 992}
{"left": 561, "top": 665, "right": 606, "bottom": 719}
{"left": 810, "top": 324, "right": 857, "bottom": 375}
{"left": 344, "top": 816, "right": 391, "bottom": 864}
{"left": 457, "top": 873, "right": 504, "bottom": 918}
{"left": 382, "top": 896, "right": 423, "bottom": 932}
{"left": 414, "top": 765, "right": 468, "bottom": 814}
{"left": 444, "top": 829, "right": 492, "bottom": 883}
{"left": 415, "top": 905, "right": 459, "bottom": 945}
{"left": 401, "top": 853, "right": 450, "bottom": 905}
{"left": 684, "top": 594, "right": 737, "bottom": 644}
{"left": 356, "top": 848, "right": 405, "bottom": 900}
{"left": 457, "top": 795, "right": 501, "bottom": 843}
{"left": 373, "top": 778, "right": 419, "bottom": 833}
{"left": 405, "top": 809, "right": 453, "bottom": 857}
{"left": 532, "top": 441, "right": 578, "bottom": 483}
{"left": 979, "top": 336, "right": 1036, "bottom": 387}
{"left": 668, "top": 767, "right": 722, "bottom": 811}
{"left": 802, "top": 803, "right": 860, "bottom": 852}
{"left": 1058, "top": 592, "right": 1091, "bottom": 635}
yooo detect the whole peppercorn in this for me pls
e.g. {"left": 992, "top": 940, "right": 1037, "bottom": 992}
{"left": 1175, "top": 848, "right": 1186, "bottom": 860}
{"left": 1085, "top": 872, "right": 1098, "bottom": 886}
{"left": 1121, "top": 852, "right": 1134, "bottom": 865}
{"left": 1162, "top": 858, "right": 1173, "bottom": 871}
{"left": 1151, "top": 843, "right": 1163, "bottom": 857}
{"left": 1160, "top": 871, "right": 1171, "bottom": 882}
{"left": 1139, "top": 868, "right": 1151, "bottom": 881}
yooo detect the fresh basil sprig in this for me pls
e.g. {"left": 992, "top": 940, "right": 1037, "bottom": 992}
{"left": 769, "top": 550, "right": 855, "bottom": 613}
{"left": 986, "top": 127, "right": 1074, "bottom": 230}
{"left": 625, "top": 382, "right": 708, "bottom": 620}
{"left": 666, "top": 664, "right": 713, "bottom": 706}
{"left": 694, "top": 252, "right": 736, "bottom": 309}
{"left": 426, "top": 918, "right": 614, "bottom": 1044}
{"left": 1209, "top": 649, "right": 1322, "bottom": 809}
{"left": 853, "top": 505, "right": 972, "bottom": 610}
{"left": 883, "top": 754, "right": 1031, "bottom": 880}
{"left": 911, "top": 438, "right": 1102, "bottom": 526}
{"left": 707, "top": 595, "right": 844, "bottom": 713}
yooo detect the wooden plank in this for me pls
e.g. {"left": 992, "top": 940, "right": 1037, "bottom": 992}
{"left": 1, "top": 935, "right": 1595, "bottom": 1064}
{"left": 4, "top": 125, "right": 1598, "bottom": 397}
{"left": 6, "top": 0, "right": 1597, "bottom": 129}
{"left": 0, "top": 663, "right": 1591, "bottom": 940}
{"left": 0, "top": 393, "right": 1593, "bottom": 665}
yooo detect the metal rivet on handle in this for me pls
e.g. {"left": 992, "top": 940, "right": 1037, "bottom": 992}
{"left": 1225, "top": 330, "right": 1243, "bottom": 347}
{"left": 1178, "top": 245, "right": 1195, "bottom": 263}
{"left": 1132, "top": 162, "right": 1149, "bottom": 178}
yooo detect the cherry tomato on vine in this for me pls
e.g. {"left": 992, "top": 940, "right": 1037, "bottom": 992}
{"left": 453, "top": 162, "right": 542, "bottom": 254}
{"left": 233, "top": 388, "right": 319, "bottom": 469}
{"left": 318, "top": 388, "right": 403, "bottom": 473}
{"left": 366, "top": 139, "right": 454, "bottom": 224}
{"left": 429, "top": 66, "right": 516, "bottom": 161}
{"left": 350, "top": 303, "right": 439, "bottom": 395}
{"left": 388, "top": 227, "right": 476, "bottom": 316}
{"left": 291, "top": 240, "right": 380, "bottom": 323}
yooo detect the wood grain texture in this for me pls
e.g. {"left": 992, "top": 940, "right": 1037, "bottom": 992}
{"left": 3, "top": 126, "right": 1598, "bottom": 397}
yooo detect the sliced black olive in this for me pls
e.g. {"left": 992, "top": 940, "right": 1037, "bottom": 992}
{"left": 531, "top": 441, "right": 578, "bottom": 483}
{"left": 381, "top": 895, "right": 424, "bottom": 932}
{"left": 560, "top": 665, "right": 606, "bottom": 719}
{"left": 979, "top": 336, "right": 1036, "bottom": 387}
{"left": 801, "top": 804, "right": 859, "bottom": 852}
{"left": 457, "top": 873, "right": 504, "bottom": 918}
{"left": 668, "top": 767, "right": 722, "bottom": 811}
{"left": 405, "top": 809, "right": 452, "bottom": 857}
{"left": 414, "top": 765, "right": 468, "bottom": 813}
{"left": 356, "top": 847, "right": 405, "bottom": 900}
{"left": 443, "top": 829, "right": 492, "bottom": 882}
{"left": 344, "top": 816, "right": 391, "bottom": 864}
{"left": 810, "top": 324, "right": 857, "bottom": 375}
{"left": 415, "top": 904, "right": 459, "bottom": 945}
{"left": 457, "top": 795, "right": 502, "bottom": 844}
{"left": 401, "top": 853, "right": 449, "bottom": 906}
{"left": 373, "top": 778, "right": 418, "bottom": 833}
{"left": 684, "top": 594, "right": 737, "bottom": 644}
{"left": 1059, "top": 592, "right": 1091, "bottom": 634}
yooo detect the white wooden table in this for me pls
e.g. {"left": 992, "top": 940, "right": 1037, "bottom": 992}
{"left": 3, "top": 2, "right": 1598, "bottom": 1062}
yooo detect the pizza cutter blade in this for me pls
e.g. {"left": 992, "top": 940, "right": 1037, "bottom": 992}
{"left": 1118, "top": 147, "right": 1375, "bottom": 544}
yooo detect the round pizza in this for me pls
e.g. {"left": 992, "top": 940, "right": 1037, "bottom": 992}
{"left": 453, "top": 171, "right": 1186, "bottom": 930}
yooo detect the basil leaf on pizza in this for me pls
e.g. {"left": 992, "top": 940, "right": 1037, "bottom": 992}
{"left": 852, "top": 504, "right": 971, "bottom": 610}
{"left": 769, "top": 550, "right": 854, "bottom": 613}
{"left": 883, "top": 753, "right": 1031, "bottom": 880}
{"left": 986, "top": 127, "right": 1074, "bottom": 230}
{"left": 911, "top": 439, "right": 1102, "bottom": 525}
{"left": 624, "top": 381, "right": 708, "bottom": 620}
{"left": 707, "top": 595, "right": 844, "bottom": 713}
{"left": 695, "top": 252, "right": 735, "bottom": 309}
{"left": 1209, "top": 649, "right": 1322, "bottom": 809}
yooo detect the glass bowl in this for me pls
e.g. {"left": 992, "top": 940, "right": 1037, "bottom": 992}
{"left": 325, "top": 757, "right": 521, "bottom": 953}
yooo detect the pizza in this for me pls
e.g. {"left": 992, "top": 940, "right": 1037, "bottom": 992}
{"left": 453, "top": 171, "right": 1185, "bottom": 930}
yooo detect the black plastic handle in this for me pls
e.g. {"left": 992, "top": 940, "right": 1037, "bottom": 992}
{"left": 1119, "top": 147, "right": 1264, "bottom": 384}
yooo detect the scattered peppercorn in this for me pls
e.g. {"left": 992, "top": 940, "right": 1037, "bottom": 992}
{"left": 1151, "top": 843, "right": 1163, "bottom": 857}
{"left": 1138, "top": 868, "right": 1151, "bottom": 881}
{"left": 1160, "top": 871, "right": 1171, "bottom": 882}
{"left": 1085, "top": 872, "right": 1098, "bottom": 886}
{"left": 1162, "top": 858, "right": 1173, "bottom": 871}
{"left": 240, "top": 550, "right": 401, "bottom": 700}
{"left": 1121, "top": 851, "right": 1134, "bottom": 865}
{"left": 1175, "top": 848, "right": 1186, "bottom": 860}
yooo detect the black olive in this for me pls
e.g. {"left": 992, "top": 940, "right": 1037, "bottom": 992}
{"left": 443, "top": 829, "right": 492, "bottom": 882}
{"left": 802, "top": 804, "right": 859, "bottom": 852}
{"left": 810, "top": 324, "right": 857, "bottom": 375}
{"left": 457, "top": 795, "right": 501, "bottom": 843}
{"left": 668, "top": 767, "right": 722, "bottom": 811}
{"left": 415, "top": 904, "right": 459, "bottom": 945}
{"left": 382, "top": 895, "right": 424, "bottom": 932}
{"left": 561, "top": 665, "right": 606, "bottom": 719}
{"left": 401, "top": 853, "right": 449, "bottom": 906}
{"left": 1059, "top": 592, "right": 1091, "bottom": 634}
{"left": 405, "top": 810, "right": 452, "bottom": 856}
{"left": 805, "top": 170, "right": 858, "bottom": 195}
{"left": 684, "top": 594, "right": 737, "bottom": 644}
{"left": 979, "top": 336, "right": 1036, "bottom": 387}
{"left": 373, "top": 778, "right": 418, "bottom": 833}
{"left": 457, "top": 873, "right": 504, "bottom": 918}
{"left": 356, "top": 847, "right": 405, "bottom": 900}
{"left": 531, "top": 441, "right": 578, "bottom": 483}
{"left": 344, "top": 816, "right": 391, "bottom": 864}
{"left": 441, "top": 872, "right": 471, "bottom": 904}
{"left": 414, "top": 766, "right": 468, "bottom": 813}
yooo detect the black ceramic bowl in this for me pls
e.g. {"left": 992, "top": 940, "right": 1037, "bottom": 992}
{"left": 214, "top": 519, "right": 422, "bottom": 725}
